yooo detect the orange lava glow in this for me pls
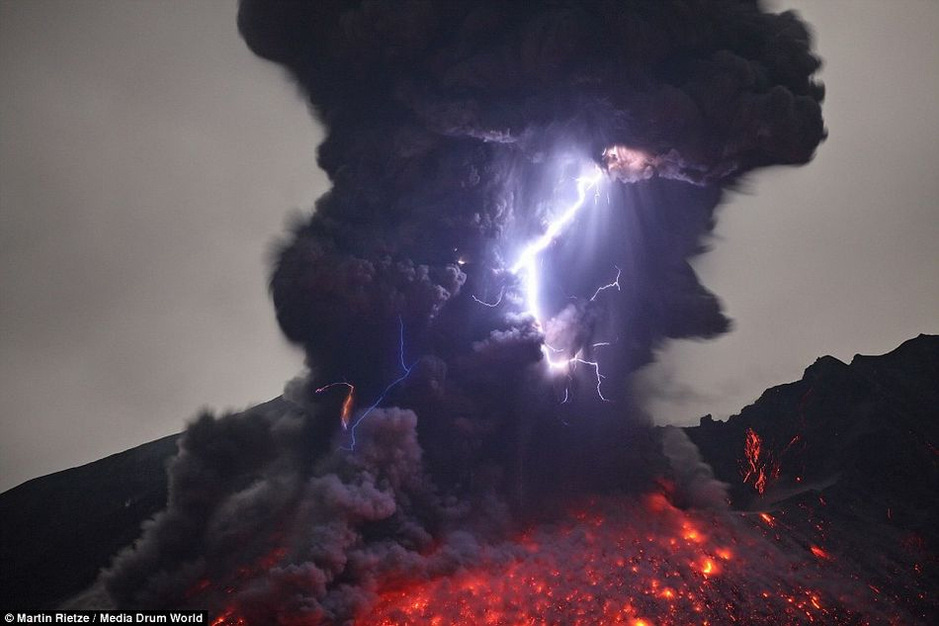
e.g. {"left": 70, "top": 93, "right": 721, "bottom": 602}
{"left": 810, "top": 545, "right": 832, "bottom": 560}
{"left": 741, "top": 428, "right": 780, "bottom": 494}
{"left": 339, "top": 385, "right": 355, "bottom": 429}
{"left": 198, "top": 493, "right": 906, "bottom": 624}
{"left": 191, "top": 544, "right": 287, "bottom": 626}
{"left": 211, "top": 608, "right": 246, "bottom": 626}
{"left": 314, "top": 381, "right": 356, "bottom": 429}
{"left": 359, "top": 495, "right": 860, "bottom": 625}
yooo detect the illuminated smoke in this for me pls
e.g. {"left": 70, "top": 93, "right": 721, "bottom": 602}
{"left": 238, "top": 0, "right": 827, "bottom": 409}
{"left": 100, "top": 1, "right": 832, "bottom": 622}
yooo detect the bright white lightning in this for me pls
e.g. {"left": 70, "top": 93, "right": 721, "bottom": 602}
{"left": 570, "top": 357, "right": 610, "bottom": 402}
{"left": 510, "top": 165, "right": 604, "bottom": 372}
{"left": 511, "top": 166, "right": 603, "bottom": 320}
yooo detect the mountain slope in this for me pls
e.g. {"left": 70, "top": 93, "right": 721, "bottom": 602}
{"left": 1, "top": 337, "right": 935, "bottom": 612}
{"left": 0, "top": 433, "right": 178, "bottom": 608}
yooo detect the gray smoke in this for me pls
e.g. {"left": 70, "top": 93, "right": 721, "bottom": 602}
{"left": 661, "top": 425, "right": 730, "bottom": 510}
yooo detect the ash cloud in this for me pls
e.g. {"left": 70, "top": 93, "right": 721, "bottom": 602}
{"left": 241, "top": 0, "right": 824, "bottom": 391}
{"left": 104, "top": 403, "right": 510, "bottom": 618}
{"left": 238, "top": 0, "right": 824, "bottom": 489}
{"left": 102, "top": 0, "right": 826, "bottom": 620}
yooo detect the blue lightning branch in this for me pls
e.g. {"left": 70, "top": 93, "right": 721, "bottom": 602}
{"left": 338, "top": 315, "right": 417, "bottom": 451}
{"left": 590, "top": 266, "right": 621, "bottom": 301}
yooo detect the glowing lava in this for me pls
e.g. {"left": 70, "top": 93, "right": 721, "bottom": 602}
{"left": 316, "top": 316, "right": 416, "bottom": 444}
{"left": 361, "top": 495, "right": 872, "bottom": 625}
{"left": 741, "top": 428, "right": 780, "bottom": 494}
{"left": 314, "top": 382, "right": 355, "bottom": 430}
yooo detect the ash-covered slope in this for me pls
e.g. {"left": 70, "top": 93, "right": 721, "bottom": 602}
{"left": 0, "top": 398, "right": 287, "bottom": 609}
{"left": 0, "top": 434, "right": 178, "bottom": 608}
{"left": 686, "top": 334, "right": 938, "bottom": 621}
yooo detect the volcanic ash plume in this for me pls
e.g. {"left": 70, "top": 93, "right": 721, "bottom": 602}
{"left": 101, "top": 1, "right": 834, "bottom": 622}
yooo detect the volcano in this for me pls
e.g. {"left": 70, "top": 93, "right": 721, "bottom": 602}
{"left": 3, "top": 2, "right": 934, "bottom": 623}
{"left": 3, "top": 335, "right": 936, "bottom": 622}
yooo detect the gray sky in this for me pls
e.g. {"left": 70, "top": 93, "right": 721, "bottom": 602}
{"left": 0, "top": 0, "right": 321, "bottom": 491}
{"left": 1, "top": 0, "right": 937, "bottom": 492}
{"left": 636, "top": 0, "right": 939, "bottom": 422}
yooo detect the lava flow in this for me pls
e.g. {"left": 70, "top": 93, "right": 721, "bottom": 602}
{"left": 360, "top": 494, "right": 878, "bottom": 625}
{"left": 741, "top": 428, "right": 780, "bottom": 495}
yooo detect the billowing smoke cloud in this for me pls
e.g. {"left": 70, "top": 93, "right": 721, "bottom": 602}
{"left": 102, "top": 0, "right": 827, "bottom": 621}
{"left": 104, "top": 403, "right": 505, "bottom": 619}
{"left": 244, "top": 0, "right": 825, "bottom": 386}
{"left": 237, "top": 0, "right": 824, "bottom": 494}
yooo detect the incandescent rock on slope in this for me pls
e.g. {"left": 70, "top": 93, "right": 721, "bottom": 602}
{"left": 687, "top": 334, "right": 938, "bottom": 514}
{"left": 1, "top": 336, "right": 935, "bottom": 614}
{"left": 686, "top": 334, "right": 939, "bottom": 621}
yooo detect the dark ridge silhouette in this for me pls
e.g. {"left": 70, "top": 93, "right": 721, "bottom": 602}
{"left": 688, "top": 334, "right": 939, "bottom": 516}
{"left": 0, "top": 397, "right": 287, "bottom": 609}
{"left": 0, "top": 434, "right": 178, "bottom": 608}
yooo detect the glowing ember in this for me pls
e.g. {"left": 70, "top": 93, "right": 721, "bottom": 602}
{"left": 359, "top": 495, "right": 874, "bottom": 625}
{"left": 210, "top": 608, "right": 245, "bottom": 626}
{"left": 317, "top": 316, "right": 416, "bottom": 448}
{"left": 314, "top": 381, "right": 355, "bottom": 429}
{"left": 741, "top": 428, "right": 780, "bottom": 494}
{"left": 759, "top": 512, "right": 776, "bottom": 527}
{"left": 186, "top": 541, "right": 288, "bottom": 626}
{"left": 810, "top": 545, "right": 832, "bottom": 560}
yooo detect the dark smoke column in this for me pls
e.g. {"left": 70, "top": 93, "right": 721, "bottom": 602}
{"left": 238, "top": 0, "right": 824, "bottom": 489}
{"left": 100, "top": 1, "right": 826, "bottom": 619}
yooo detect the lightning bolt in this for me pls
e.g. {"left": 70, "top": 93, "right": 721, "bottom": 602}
{"left": 340, "top": 315, "right": 416, "bottom": 451}
{"left": 509, "top": 165, "right": 620, "bottom": 406}
{"left": 590, "top": 266, "right": 621, "bottom": 302}
{"left": 511, "top": 165, "right": 604, "bottom": 335}
{"left": 468, "top": 162, "right": 621, "bottom": 404}
{"left": 569, "top": 358, "right": 611, "bottom": 403}
{"left": 471, "top": 286, "right": 505, "bottom": 308}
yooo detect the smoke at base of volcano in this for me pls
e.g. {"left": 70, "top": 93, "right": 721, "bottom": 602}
{"left": 100, "top": 0, "right": 837, "bottom": 622}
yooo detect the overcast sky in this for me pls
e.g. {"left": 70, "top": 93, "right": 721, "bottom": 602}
{"left": 1, "top": 0, "right": 937, "bottom": 492}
